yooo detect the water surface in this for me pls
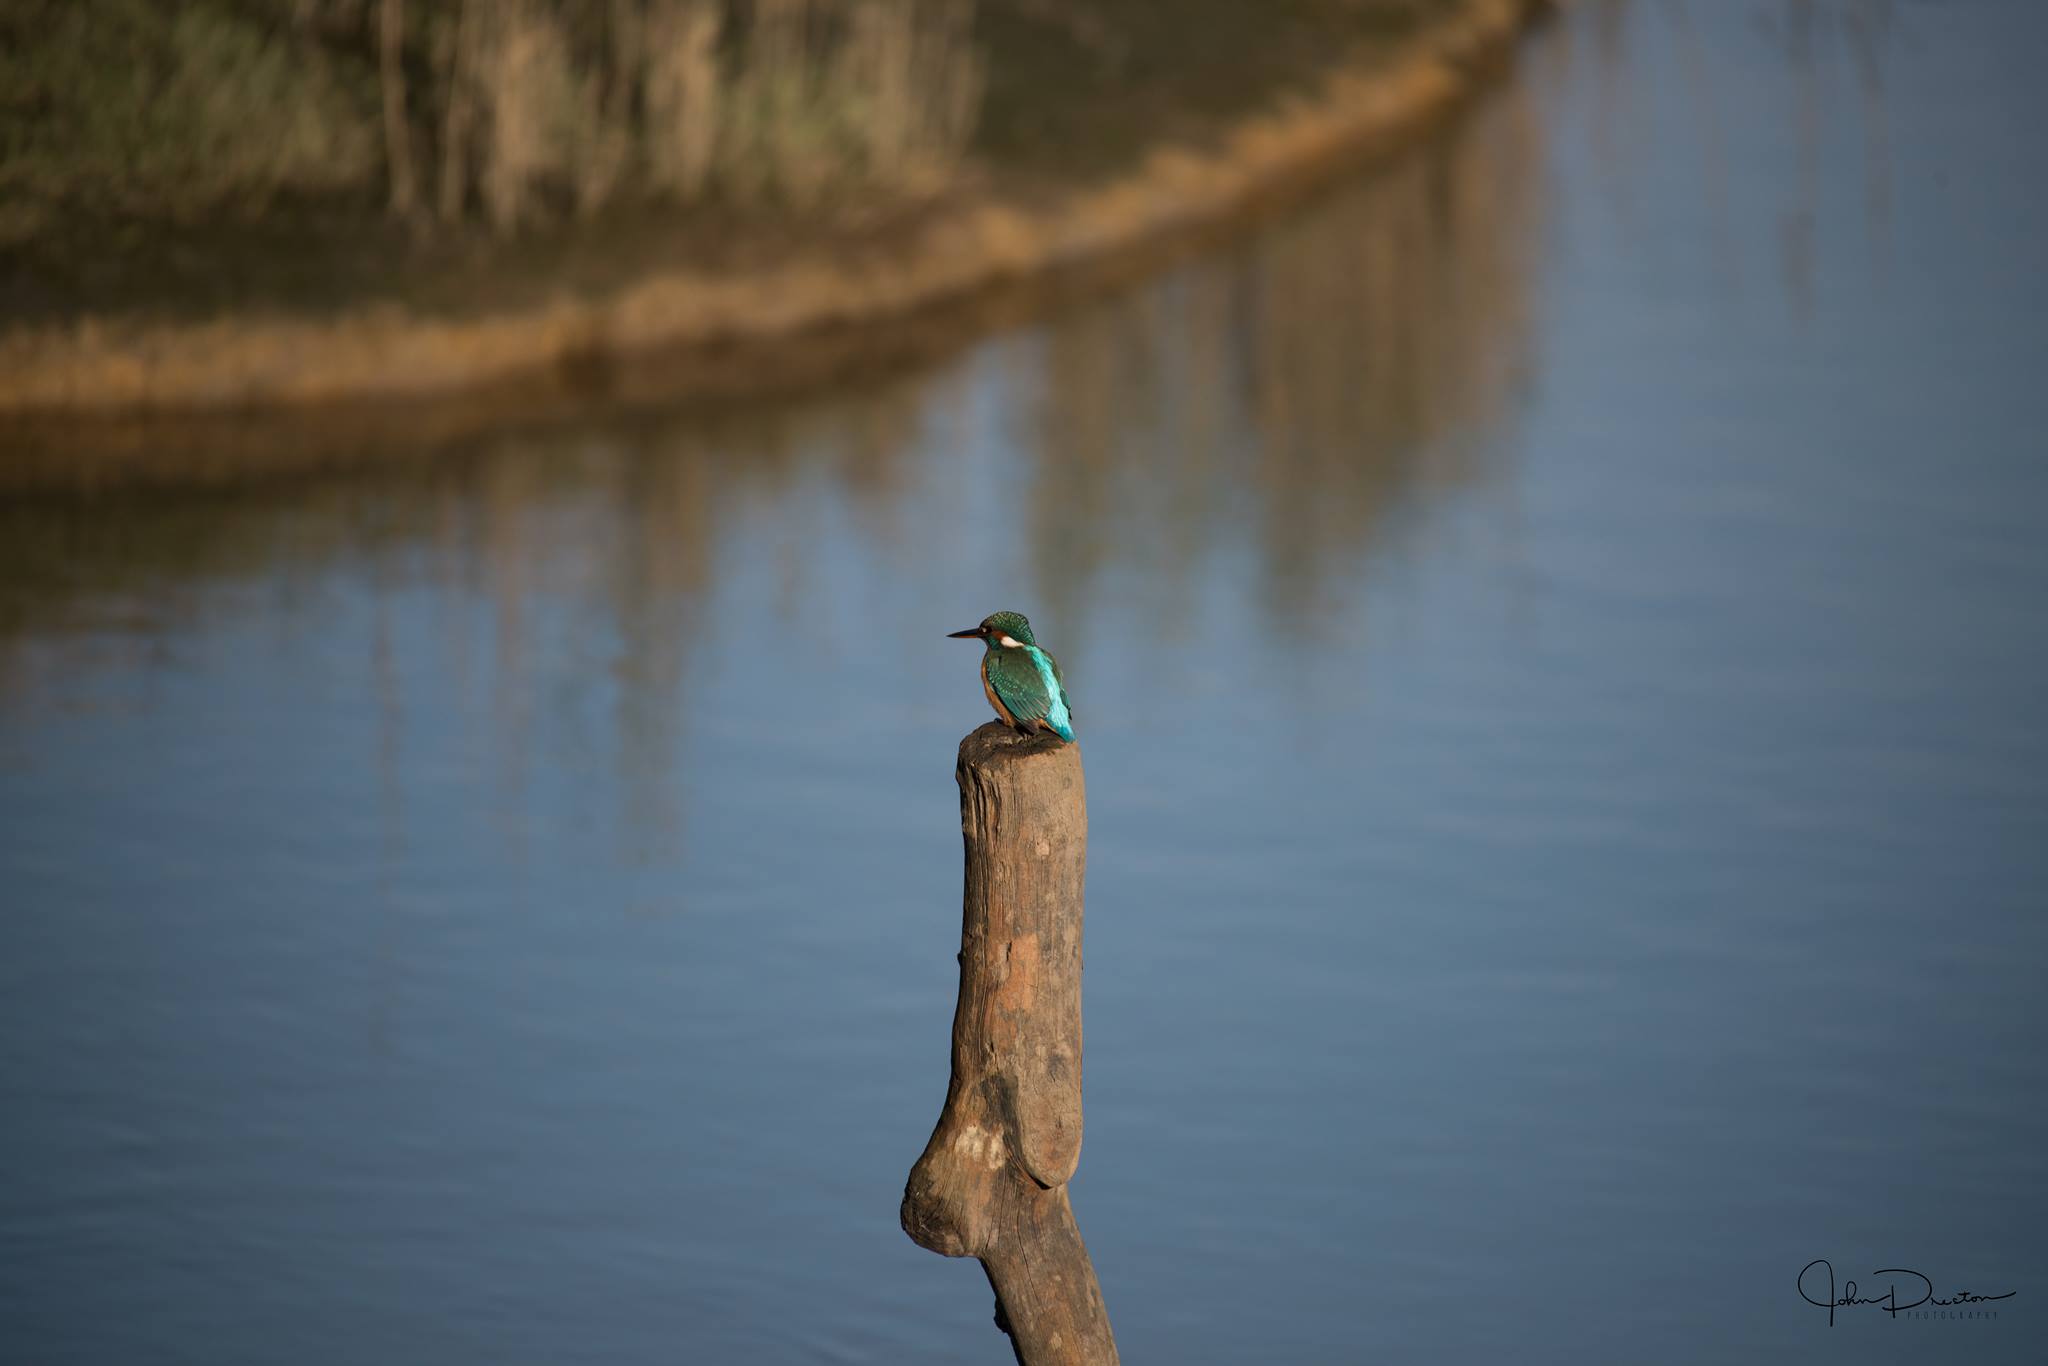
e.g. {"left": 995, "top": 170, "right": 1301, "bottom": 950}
{"left": 3, "top": 3, "right": 2045, "bottom": 1362}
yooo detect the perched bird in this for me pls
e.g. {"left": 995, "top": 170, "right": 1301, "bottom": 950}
{"left": 947, "top": 611, "right": 1075, "bottom": 742}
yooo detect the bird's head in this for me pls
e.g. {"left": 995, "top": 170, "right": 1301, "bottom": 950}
{"left": 947, "top": 611, "right": 1037, "bottom": 648}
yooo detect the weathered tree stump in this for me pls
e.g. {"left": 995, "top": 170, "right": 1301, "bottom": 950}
{"left": 902, "top": 723, "right": 1118, "bottom": 1366}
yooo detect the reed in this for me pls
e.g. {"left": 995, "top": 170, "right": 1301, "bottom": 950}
{"left": 0, "top": 0, "right": 373, "bottom": 244}
{"left": 442, "top": 0, "right": 984, "bottom": 229}
{"left": 0, "top": 0, "right": 983, "bottom": 239}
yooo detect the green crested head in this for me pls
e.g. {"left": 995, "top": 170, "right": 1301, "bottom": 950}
{"left": 946, "top": 610, "right": 1038, "bottom": 647}
{"left": 981, "top": 611, "right": 1036, "bottom": 645}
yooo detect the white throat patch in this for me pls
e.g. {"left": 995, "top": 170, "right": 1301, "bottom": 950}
{"left": 996, "top": 635, "right": 1026, "bottom": 649}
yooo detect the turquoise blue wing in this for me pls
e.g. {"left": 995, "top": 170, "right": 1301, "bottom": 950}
{"left": 1042, "top": 649, "right": 1075, "bottom": 736}
{"left": 986, "top": 649, "right": 1053, "bottom": 723}
{"left": 991, "top": 646, "right": 1074, "bottom": 740}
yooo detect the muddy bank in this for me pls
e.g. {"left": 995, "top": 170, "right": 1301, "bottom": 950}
{"left": 0, "top": 0, "right": 1547, "bottom": 472}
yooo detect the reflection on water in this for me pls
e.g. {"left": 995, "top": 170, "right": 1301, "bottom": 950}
{"left": 1561, "top": 0, "right": 1908, "bottom": 316}
{"left": 1022, "top": 91, "right": 1538, "bottom": 643}
{"left": 0, "top": 71, "right": 1540, "bottom": 836}
{"left": 5, "top": 4, "right": 2047, "bottom": 1365}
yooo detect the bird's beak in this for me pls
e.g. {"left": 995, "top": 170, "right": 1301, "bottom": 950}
{"left": 946, "top": 627, "right": 982, "bottom": 639}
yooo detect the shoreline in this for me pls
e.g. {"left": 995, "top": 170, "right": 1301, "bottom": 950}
{"left": 0, "top": 0, "right": 1545, "bottom": 468}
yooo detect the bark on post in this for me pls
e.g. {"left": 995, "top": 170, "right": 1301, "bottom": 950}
{"left": 902, "top": 723, "right": 1117, "bottom": 1366}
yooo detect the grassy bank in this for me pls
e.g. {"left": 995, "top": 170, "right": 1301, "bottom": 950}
{"left": 0, "top": 0, "right": 1545, "bottom": 416}
{"left": 2, "top": 0, "right": 979, "bottom": 238}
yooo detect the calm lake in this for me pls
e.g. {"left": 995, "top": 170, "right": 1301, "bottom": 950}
{"left": 3, "top": 2, "right": 2044, "bottom": 1362}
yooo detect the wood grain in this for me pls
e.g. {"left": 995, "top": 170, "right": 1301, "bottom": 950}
{"left": 903, "top": 722, "right": 1116, "bottom": 1365}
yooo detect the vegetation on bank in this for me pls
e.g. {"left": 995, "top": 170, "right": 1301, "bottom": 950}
{"left": 1, "top": 0, "right": 1468, "bottom": 321}
{"left": 2, "top": 0, "right": 980, "bottom": 236}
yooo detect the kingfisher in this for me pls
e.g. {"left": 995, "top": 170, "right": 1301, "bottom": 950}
{"left": 947, "top": 611, "right": 1075, "bottom": 742}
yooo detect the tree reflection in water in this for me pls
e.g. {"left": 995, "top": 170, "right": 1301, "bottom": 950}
{"left": 0, "top": 62, "right": 1544, "bottom": 852}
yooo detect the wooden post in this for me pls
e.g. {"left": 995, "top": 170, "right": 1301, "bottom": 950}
{"left": 902, "top": 723, "right": 1118, "bottom": 1365}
